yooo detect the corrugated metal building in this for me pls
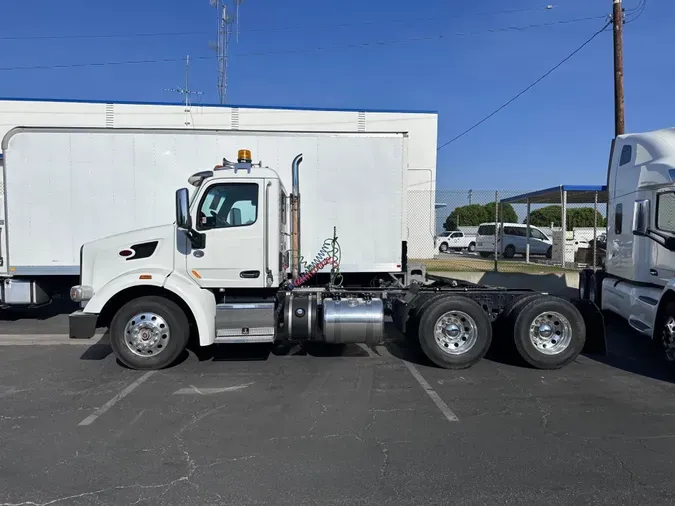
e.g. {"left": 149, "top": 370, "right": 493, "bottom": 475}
{"left": 0, "top": 98, "right": 438, "bottom": 259}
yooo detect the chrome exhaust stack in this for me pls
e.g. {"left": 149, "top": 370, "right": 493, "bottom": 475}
{"left": 290, "top": 154, "right": 303, "bottom": 280}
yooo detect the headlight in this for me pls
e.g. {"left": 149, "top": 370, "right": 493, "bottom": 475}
{"left": 70, "top": 285, "right": 93, "bottom": 302}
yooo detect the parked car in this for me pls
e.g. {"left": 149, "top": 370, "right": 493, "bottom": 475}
{"left": 475, "top": 222, "right": 553, "bottom": 259}
{"left": 435, "top": 231, "right": 477, "bottom": 253}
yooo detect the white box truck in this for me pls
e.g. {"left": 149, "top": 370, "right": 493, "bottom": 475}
{"left": 579, "top": 128, "right": 675, "bottom": 364}
{"left": 66, "top": 144, "right": 605, "bottom": 371}
{"left": 0, "top": 127, "right": 410, "bottom": 306}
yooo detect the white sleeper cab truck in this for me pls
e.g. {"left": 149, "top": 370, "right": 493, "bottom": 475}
{"left": 69, "top": 149, "right": 605, "bottom": 370}
{"left": 579, "top": 128, "right": 675, "bottom": 362}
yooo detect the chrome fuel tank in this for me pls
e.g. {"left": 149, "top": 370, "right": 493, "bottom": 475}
{"left": 322, "top": 297, "right": 384, "bottom": 345}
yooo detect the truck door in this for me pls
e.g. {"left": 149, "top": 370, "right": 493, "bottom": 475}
{"left": 186, "top": 179, "right": 265, "bottom": 288}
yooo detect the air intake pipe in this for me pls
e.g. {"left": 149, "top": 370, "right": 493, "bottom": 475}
{"left": 290, "top": 154, "right": 303, "bottom": 280}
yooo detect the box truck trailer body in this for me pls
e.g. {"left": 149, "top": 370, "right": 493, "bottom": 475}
{"left": 0, "top": 98, "right": 438, "bottom": 260}
{"left": 0, "top": 128, "right": 408, "bottom": 287}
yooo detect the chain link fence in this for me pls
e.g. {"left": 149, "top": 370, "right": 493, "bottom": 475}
{"left": 408, "top": 189, "right": 607, "bottom": 274}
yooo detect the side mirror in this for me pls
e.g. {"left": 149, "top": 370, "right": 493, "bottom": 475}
{"left": 632, "top": 199, "right": 650, "bottom": 236}
{"left": 175, "top": 188, "right": 191, "bottom": 230}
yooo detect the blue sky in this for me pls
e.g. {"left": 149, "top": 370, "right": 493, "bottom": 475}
{"left": 1, "top": 0, "right": 672, "bottom": 191}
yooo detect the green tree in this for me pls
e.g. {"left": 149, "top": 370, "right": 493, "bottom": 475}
{"left": 444, "top": 204, "right": 489, "bottom": 231}
{"left": 527, "top": 205, "right": 563, "bottom": 228}
{"left": 484, "top": 202, "right": 518, "bottom": 224}
{"left": 567, "top": 207, "right": 607, "bottom": 229}
{"left": 526, "top": 205, "right": 607, "bottom": 230}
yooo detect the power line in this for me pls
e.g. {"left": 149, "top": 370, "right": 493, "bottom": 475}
{"left": 0, "top": 5, "right": 567, "bottom": 41}
{"left": 0, "top": 16, "right": 608, "bottom": 73}
{"left": 437, "top": 21, "right": 612, "bottom": 152}
{"left": 625, "top": 0, "right": 647, "bottom": 24}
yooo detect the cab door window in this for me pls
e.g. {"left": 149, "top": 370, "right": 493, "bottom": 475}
{"left": 197, "top": 183, "right": 259, "bottom": 230}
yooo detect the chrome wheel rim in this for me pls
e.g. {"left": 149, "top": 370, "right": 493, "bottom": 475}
{"left": 434, "top": 310, "right": 478, "bottom": 355}
{"left": 662, "top": 316, "right": 675, "bottom": 362}
{"left": 440, "top": 244, "right": 448, "bottom": 252}
{"left": 529, "top": 311, "right": 572, "bottom": 355}
{"left": 124, "top": 312, "right": 170, "bottom": 357}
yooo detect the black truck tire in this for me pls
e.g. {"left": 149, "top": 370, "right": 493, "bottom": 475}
{"left": 110, "top": 296, "right": 190, "bottom": 370}
{"left": 417, "top": 296, "right": 492, "bottom": 369}
{"left": 510, "top": 296, "right": 586, "bottom": 369}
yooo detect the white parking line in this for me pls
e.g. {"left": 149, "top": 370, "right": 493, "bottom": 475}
{"left": 402, "top": 361, "right": 459, "bottom": 422}
{"left": 173, "top": 382, "right": 254, "bottom": 395}
{"left": 356, "top": 343, "right": 378, "bottom": 358}
{"left": 78, "top": 371, "right": 155, "bottom": 426}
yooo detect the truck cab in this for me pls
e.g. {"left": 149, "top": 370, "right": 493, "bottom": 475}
{"left": 581, "top": 128, "right": 675, "bottom": 360}
{"left": 70, "top": 151, "right": 289, "bottom": 368}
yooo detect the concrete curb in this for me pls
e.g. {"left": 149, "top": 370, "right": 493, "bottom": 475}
{"left": 0, "top": 332, "right": 107, "bottom": 345}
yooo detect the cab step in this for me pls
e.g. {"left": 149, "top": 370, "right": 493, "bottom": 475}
{"left": 215, "top": 302, "right": 276, "bottom": 343}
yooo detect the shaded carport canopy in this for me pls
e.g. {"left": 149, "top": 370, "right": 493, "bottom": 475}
{"left": 500, "top": 185, "right": 608, "bottom": 205}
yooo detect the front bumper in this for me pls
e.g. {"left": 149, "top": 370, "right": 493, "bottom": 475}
{"left": 69, "top": 310, "right": 98, "bottom": 339}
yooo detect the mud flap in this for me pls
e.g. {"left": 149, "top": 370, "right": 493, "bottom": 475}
{"left": 572, "top": 299, "right": 606, "bottom": 355}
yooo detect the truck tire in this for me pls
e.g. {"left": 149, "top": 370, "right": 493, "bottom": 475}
{"left": 109, "top": 296, "right": 190, "bottom": 370}
{"left": 510, "top": 296, "right": 586, "bottom": 369}
{"left": 588, "top": 271, "right": 602, "bottom": 307}
{"left": 503, "top": 245, "right": 515, "bottom": 259}
{"left": 546, "top": 246, "right": 553, "bottom": 260}
{"left": 655, "top": 301, "right": 675, "bottom": 363}
{"left": 468, "top": 242, "right": 476, "bottom": 252}
{"left": 439, "top": 242, "right": 449, "bottom": 253}
{"left": 417, "top": 296, "right": 492, "bottom": 369}
{"left": 578, "top": 269, "right": 591, "bottom": 300}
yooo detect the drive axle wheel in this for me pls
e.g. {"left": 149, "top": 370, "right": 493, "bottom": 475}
{"left": 510, "top": 296, "right": 585, "bottom": 369}
{"left": 417, "top": 297, "right": 492, "bottom": 369}
{"left": 110, "top": 296, "right": 189, "bottom": 370}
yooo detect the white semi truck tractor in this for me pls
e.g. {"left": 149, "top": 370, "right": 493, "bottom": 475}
{"left": 580, "top": 127, "right": 675, "bottom": 362}
{"left": 69, "top": 149, "right": 605, "bottom": 370}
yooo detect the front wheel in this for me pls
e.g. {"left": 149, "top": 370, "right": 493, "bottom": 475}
{"left": 546, "top": 246, "right": 553, "bottom": 260}
{"left": 417, "top": 296, "right": 492, "bottom": 369}
{"left": 439, "top": 242, "right": 449, "bottom": 253}
{"left": 656, "top": 302, "right": 675, "bottom": 363}
{"left": 110, "top": 296, "right": 190, "bottom": 370}
{"left": 510, "top": 296, "right": 585, "bottom": 369}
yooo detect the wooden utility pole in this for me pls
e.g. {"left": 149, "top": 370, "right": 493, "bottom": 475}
{"left": 612, "top": 0, "right": 625, "bottom": 136}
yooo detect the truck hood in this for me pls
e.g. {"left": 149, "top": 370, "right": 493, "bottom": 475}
{"left": 80, "top": 224, "right": 177, "bottom": 294}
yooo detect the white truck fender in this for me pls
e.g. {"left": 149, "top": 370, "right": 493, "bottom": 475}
{"left": 164, "top": 272, "right": 217, "bottom": 346}
{"left": 83, "top": 267, "right": 217, "bottom": 347}
{"left": 83, "top": 267, "right": 171, "bottom": 314}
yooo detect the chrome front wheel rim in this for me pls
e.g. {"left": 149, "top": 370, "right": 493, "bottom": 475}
{"left": 662, "top": 316, "right": 675, "bottom": 362}
{"left": 433, "top": 310, "right": 478, "bottom": 355}
{"left": 529, "top": 311, "right": 572, "bottom": 355}
{"left": 124, "top": 312, "right": 170, "bottom": 357}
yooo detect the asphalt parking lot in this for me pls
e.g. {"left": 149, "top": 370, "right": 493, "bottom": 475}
{"left": 2, "top": 306, "right": 675, "bottom": 505}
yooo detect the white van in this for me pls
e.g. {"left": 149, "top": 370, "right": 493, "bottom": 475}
{"left": 475, "top": 222, "right": 552, "bottom": 259}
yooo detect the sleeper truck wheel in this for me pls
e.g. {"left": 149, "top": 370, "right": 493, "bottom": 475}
{"left": 110, "top": 296, "right": 189, "bottom": 370}
{"left": 417, "top": 296, "right": 492, "bottom": 369}
{"left": 510, "top": 296, "right": 586, "bottom": 369}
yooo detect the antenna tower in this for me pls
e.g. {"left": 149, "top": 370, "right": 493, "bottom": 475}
{"left": 209, "top": 0, "right": 245, "bottom": 104}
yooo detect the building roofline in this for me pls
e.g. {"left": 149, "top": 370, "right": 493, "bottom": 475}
{"left": 0, "top": 96, "right": 438, "bottom": 115}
